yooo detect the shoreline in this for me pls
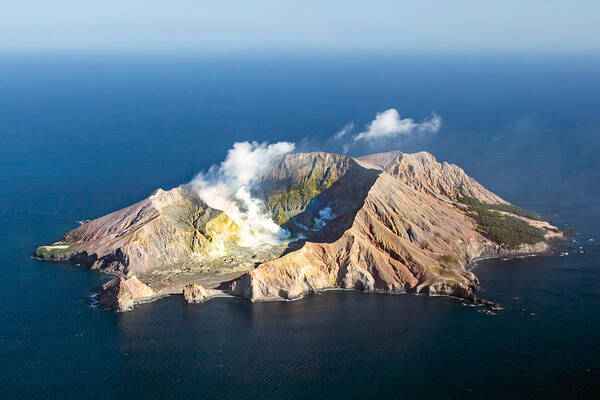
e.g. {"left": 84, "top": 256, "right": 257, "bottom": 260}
{"left": 37, "top": 236, "right": 566, "bottom": 313}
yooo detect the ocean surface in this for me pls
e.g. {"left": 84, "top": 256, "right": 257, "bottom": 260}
{"left": 1, "top": 52, "right": 599, "bottom": 399}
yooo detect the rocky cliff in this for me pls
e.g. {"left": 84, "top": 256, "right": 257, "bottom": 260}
{"left": 35, "top": 150, "right": 562, "bottom": 311}
{"left": 358, "top": 151, "right": 507, "bottom": 203}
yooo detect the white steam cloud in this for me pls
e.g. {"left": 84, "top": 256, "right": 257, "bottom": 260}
{"left": 331, "top": 108, "right": 442, "bottom": 153}
{"left": 314, "top": 207, "right": 335, "bottom": 229}
{"left": 354, "top": 109, "right": 441, "bottom": 141}
{"left": 334, "top": 122, "right": 354, "bottom": 139}
{"left": 187, "top": 108, "right": 439, "bottom": 252}
{"left": 190, "top": 141, "right": 295, "bottom": 249}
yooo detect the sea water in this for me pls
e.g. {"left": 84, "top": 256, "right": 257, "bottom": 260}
{"left": 1, "top": 52, "right": 599, "bottom": 398}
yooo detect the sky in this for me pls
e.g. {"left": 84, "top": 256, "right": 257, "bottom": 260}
{"left": 1, "top": 0, "right": 599, "bottom": 53}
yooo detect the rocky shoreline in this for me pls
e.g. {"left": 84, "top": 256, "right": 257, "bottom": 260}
{"left": 40, "top": 227, "right": 562, "bottom": 313}
{"left": 35, "top": 235, "right": 563, "bottom": 312}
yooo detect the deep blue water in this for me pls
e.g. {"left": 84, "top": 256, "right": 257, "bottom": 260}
{"left": 1, "top": 52, "right": 599, "bottom": 399}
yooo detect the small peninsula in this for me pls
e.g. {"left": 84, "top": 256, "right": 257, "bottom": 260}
{"left": 35, "top": 150, "right": 563, "bottom": 311}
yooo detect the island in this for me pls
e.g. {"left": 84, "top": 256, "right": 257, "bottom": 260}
{"left": 35, "top": 150, "right": 563, "bottom": 311}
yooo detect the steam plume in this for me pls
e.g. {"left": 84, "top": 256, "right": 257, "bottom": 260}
{"left": 190, "top": 141, "right": 294, "bottom": 248}
{"left": 330, "top": 108, "right": 442, "bottom": 153}
{"left": 334, "top": 122, "right": 354, "bottom": 139}
{"left": 354, "top": 109, "right": 441, "bottom": 141}
{"left": 188, "top": 108, "right": 440, "bottom": 250}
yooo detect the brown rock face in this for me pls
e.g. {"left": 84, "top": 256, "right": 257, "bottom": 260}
{"left": 183, "top": 283, "right": 219, "bottom": 303}
{"left": 97, "top": 275, "right": 155, "bottom": 312}
{"left": 230, "top": 170, "right": 486, "bottom": 301}
{"left": 358, "top": 151, "right": 507, "bottom": 203}
{"left": 36, "top": 150, "right": 562, "bottom": 311}
{"left": 229, "top": 152, "right": 559, "bottom": 302}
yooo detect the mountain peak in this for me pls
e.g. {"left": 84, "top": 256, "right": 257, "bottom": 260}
{"left": 358, "top": 150, "right": 507, "bottom": 204}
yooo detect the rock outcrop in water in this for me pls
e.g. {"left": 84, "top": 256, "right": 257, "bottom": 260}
{"left": 97, "top": 275, "right": 155, "bottom": 312}
{"left": 35, "top": 150, "right": 563, "bottom": 311}
{"left": 183, "top": 283, "right": 219, "bottom": 303}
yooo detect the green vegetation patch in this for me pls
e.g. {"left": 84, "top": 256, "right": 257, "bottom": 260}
{"left": 437, "top": 254, "right": 459, "bottom": 265}
{"left": 266, "top": 170, "right": 337, "bottom": 225}
{"left": 443, "top": 279, "right": 462, "bottom": 288}
{"left": 460, "top": 195, "right": 540, "bottom": 220}
{"left": 487, "top": 203, "right": 540, "bottom": 220}
{"left": 432, "top": 265, "right": 461, "bottom": 279}
{"left": 544, "top": 226, "right": 560, "bottom": 233}
{"left": 458, "top": 195, "right": 546, "bottom": 249}
{"left": 35, "top": 241, "right": 72, "bottom": 258}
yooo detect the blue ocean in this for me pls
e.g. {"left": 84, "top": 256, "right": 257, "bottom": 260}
{"left": 1, "top": 52, "right": 599, "bottom": 398}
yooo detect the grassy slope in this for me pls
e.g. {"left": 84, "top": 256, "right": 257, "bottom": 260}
{"left": 34, "top": 241, "right": 72, "bottom": 257}
{"left": 458, "top": 195, "right": 546, "bottom": 249}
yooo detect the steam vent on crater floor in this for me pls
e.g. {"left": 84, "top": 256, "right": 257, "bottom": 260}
{"left": 36, "top": 150, "right": 563, "bottom": 311}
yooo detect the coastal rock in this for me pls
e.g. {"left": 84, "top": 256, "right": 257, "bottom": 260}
{"left": 183, "top": 283, "right": 219, "bottom": 303}
{"left": 477, "top": 298, "right": 503, "bottom": 310}
{"left": 97, "top": 275, "right": 155, "bottom": 312}
{"left": 420, "top": 280, "right": 477, "bottom": 300}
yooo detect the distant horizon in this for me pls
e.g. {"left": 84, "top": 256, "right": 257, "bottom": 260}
{"left": 2, "top": 46, "right": 600, "bottom": 60}
{"left": 2, "top": 1, "right": 600, "bottom": 54}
